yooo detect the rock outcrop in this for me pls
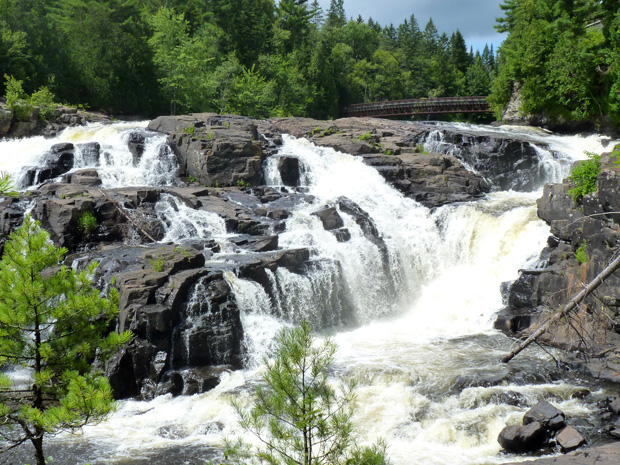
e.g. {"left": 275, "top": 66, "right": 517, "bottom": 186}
{"left": 267, "top": 117, "right": 490, "bottom": 208}
{"left": 496, "top": 150, "right": 620, "bottom": 381}
{"left": 502, "top": 442, "right": 620, "bottom": 465}
{"left": 148, "top": 114, "right": 264, "bottom": 189}
{"left": 0, "top": 101, "right": 111, "bottom": 138}
{"left": 2, "top": 113, "right": 580, "bottom": 400}
{"left": 498, "top": 401, "right": 586, "bottom": 455}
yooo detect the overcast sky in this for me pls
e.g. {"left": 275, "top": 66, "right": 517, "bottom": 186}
{"left": 316, "top": 0, "right": 507, "bottom": 52}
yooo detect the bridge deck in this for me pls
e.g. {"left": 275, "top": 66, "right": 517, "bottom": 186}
{"left": 341, "top": 96, "right": 490, "bottom": 118}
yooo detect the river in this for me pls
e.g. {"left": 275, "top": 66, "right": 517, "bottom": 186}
{"left": 0, "top": 121, "right": 618, "bottom": 464}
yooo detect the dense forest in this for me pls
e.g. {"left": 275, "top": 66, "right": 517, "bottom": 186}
{"left": 489, "top": 0, "right": 620, "bottom": 124}
{"left": 0, "top": 0, "right": 497, "bottom": 119}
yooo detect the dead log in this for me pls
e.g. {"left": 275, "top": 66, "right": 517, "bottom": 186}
{"left": 502, "top": 251, "right": 620, "bottom": 363}
{"left": 98, "top": 189, "right": 157, "bottom": 243}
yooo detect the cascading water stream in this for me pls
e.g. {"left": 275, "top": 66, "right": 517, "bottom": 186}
{"left": 1, "top": 121, "right": 618, "bottom": 464}
{"left": 0, "top": 121, "right": 177, "bottom": 189}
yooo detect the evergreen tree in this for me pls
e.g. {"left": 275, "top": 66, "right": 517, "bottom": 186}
{"left": 422, "top": 18, "right": 439, "bottom": 57}
{"left": 213, "top": 0, "right": 275, "bottom": 67}
{"left": 277, "top": 0, "right": 312, "bottom": 51}
{"left": 467, "top": 54, "right": 491, "bottom": 95}
{"left": 309, "top": 0, "right": 323, "bottom": 27}
{"left": 0, "top": 215, "right": 131, "bottom": 465}
{"left": 449, "top": 30, "right": 471, "bottom": 74}
{"left": 224, "top": 321, "right": 390, "bottom": 465}
{"left": 326, "top": 0, "right": 346, "bottom": 29}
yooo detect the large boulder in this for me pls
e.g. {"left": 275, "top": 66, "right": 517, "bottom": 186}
{"left": 148, "top": 114, "right": 265, "bottom": 187}
{"left": 498, "top": 401, "right": 583, "bottom": 455}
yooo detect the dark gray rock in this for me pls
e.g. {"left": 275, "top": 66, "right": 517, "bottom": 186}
{"left": 332, "top": 228, "right": 351, "bottom": 242}
{"left": 501, "top": 442, "right": 620, "bottom": 465}
{"left": 149, "top": 114, "right": 265, "bottom": 187}
{"left": 313, "top": 206, "right": 344, "bottom": 230}
{"left": 498, "top": 421, "right": 547, "bottom": 452}
{"left": 76, "top": 142, "right": 101, "bottom": 166}
{"left": 523, "top": 401, "right": 566, "bottom": 431}
{"left": 278, "top": 156, "right": 300, "bottom": 186}
{"left": 128, "top": 131, "right": 146, "bottom": 165}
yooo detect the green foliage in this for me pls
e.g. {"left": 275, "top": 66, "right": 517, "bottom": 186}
{"left": 612, "top": 144, "right": 620, "bottom": 167}
{"left": 4, "top": 73, "right": 33, "bottom": 120}
{"left": 149, "top": 254, "right": 165, "bottom": 272}
{"left": 30, "top": 86, "right": 57, "bottom": 120}
{"left": 0, "top": 171, "right": 18, "bottom": 197}
{"left": 183, "top": 124, "right": 195, "bottom": 135}
{"left": 490, "top": 0, "right": 617, "bottom": 123}
{"left": 0, "top": 215, "right": 131, "bottom": 465}
{"left": 567, "top": 152, "right": 601, "bottom": 204}
{"left": 236, "top": 179, "right": 251, "bottom": 188}
{"left": 575, "top": 240, "right": 587, "bottom": 264}
{"left": 174, "top": 245, "right": 192, "bottom": 260}
{"left": 225, "top": 321, "right": 390, "bottom": 465}
{"left": 4, "top": 74, "right": 57, "bottom": 121}
{"left": 77, "top": 210, "right": 98, "bottom": 237}
{"left": 1, "top": 0, "right": 498, "bottom": 119}
{"left": 416, "top": 144, "right": 428, "bottom": 154}
{"left": 358, "top": 132, "right": 372, "bottom": 141}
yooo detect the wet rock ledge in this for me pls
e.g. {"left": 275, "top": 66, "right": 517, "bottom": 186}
{"left": 0, "top": 113, "right": 553, "bottom": 400}
{"left": 148, "top": 114, "right": 490, "bottom": 209}
{"left": 503, "top": 442, "right": 620, "bottom": 465}
{"left": 496, "top": 149, "right": 620, "bottom": 384}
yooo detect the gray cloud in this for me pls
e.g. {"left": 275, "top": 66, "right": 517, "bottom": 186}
{"left": 316, "top": 0, "right": 507, "bottom": 50}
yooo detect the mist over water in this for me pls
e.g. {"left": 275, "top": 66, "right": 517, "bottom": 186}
{"left": 1, "top": 121, "right": 618, "bottom": 464}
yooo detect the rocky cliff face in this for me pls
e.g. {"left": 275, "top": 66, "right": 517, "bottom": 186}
{"left": 0, "top": 114, "right": 563, "bottom": 400}
{"left": 496, "top": 151, "right": 620, "bottom": 381}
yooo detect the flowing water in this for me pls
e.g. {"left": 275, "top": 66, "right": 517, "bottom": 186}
{"left": 0, "top": 122, "right": 618, "bottom": 464}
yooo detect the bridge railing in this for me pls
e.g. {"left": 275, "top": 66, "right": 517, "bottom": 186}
{"left": 341, "top": 96, "right": 490, "bottom": 117}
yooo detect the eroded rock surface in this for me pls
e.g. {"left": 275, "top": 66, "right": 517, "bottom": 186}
{"left": 496, "top": 151, "right": 620, "bottom": 381}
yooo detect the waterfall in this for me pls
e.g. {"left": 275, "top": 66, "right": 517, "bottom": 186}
{"left": 155, "top": 194, "right": 227, "bottom": 243}
{"left": 2, "top": 121, "right": 618, "bottom": 465}
{"left": 0, "top": 121, "right": 176, "bottom": 189}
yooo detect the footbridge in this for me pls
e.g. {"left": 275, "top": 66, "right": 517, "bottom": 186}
{"left": 340, "top": 96, "right": 491, "bottom": 118}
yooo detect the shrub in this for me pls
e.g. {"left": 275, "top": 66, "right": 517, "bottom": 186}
{"left": 575, "top": 241, "right": 587, "bottom": 264}
{"left": 612, "top": 144, "right": 620, "bottom": 167}
{"left": 358, "top": 132, "right": 373, "bottom": 141}
{"left": 3, "top": 74, "right": 57, "bottom": 122}
{"left": 77, "top": 210, "right": 98, "bottom": 237}
{"left": 30, "top": 86, "right": 57, "bottom": 120}
{"left": 149, "top": 255, "right": 165, "bottom": 272}
{"left": 567, "top": 152, "right": 600, "bottom": 204}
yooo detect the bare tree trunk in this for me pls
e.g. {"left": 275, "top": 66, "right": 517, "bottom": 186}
{"left": 31, "top": 434, "right": 46, "bottom": 465}
{"left": 502, "top": 252, "right": 620, "bottom": 363}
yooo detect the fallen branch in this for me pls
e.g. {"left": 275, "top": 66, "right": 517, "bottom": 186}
{"left": 98, "top": 190, "right": 157, "bottom": 243}
{"left": 502, "top": 251, "right": 620, "bottom": 363}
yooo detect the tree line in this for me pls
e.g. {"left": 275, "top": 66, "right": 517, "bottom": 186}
{"left": 489, "top": 0, "right": 620, "bottom": 124}
{"left": 0, "top": 0, "right": 497, "bottom": 119}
